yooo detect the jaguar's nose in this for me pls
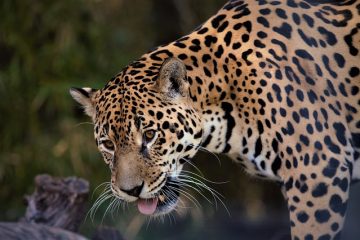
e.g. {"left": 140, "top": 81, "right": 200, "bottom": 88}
{"left": 120, "top": 181, "right": 144, "bottom": 197}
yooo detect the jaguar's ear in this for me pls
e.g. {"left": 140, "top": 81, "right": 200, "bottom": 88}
{"left": 69, "top": 87, "right": 97, "bottom": 118}
{"left": 157, "top": 57, "right": 189, "bottom": 99}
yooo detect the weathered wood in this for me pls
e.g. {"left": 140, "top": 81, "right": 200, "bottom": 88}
{"left": 0, "top": 222, "right": 88, "bottom": 240}
{"left": 21, "top": 174, "right": 89, "bottom": 232}
{"left": 0, "top": 174, "right": 125, "bottom": 240}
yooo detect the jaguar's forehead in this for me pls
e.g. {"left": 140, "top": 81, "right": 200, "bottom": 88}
{"left": 92, "top": 64, "right": 170, "bottom": 138}
{"left": 94, "top": 53, "right": 183, "bottom": 116}
{"left": 95, "top": 62, "right": 157, "bottom": 108}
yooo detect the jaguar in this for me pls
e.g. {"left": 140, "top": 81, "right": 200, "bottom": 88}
{"left": 70, "top": 0, "right": 360, "bottom": 239}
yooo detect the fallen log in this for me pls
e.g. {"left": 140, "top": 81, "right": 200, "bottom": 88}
{"left": 21, "top": 174, "right": 89, "bottom": 232}
{"left": 0, "top": 222, "right": 88, "bottom": 240}
{"left": 0, "top": 174, "right": 124, "bottom": 240}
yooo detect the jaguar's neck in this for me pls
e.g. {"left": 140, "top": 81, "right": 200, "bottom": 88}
{"left": 126, "top": 1, "right": 278, "bottom": 179}
{"left": 144, "top": 8, "right": 253, "bottom": 106}
{"left": 139, "top": 3, "right": 254, "bottom": 154}
{"left": 122, "top": 2, "right": 265, "bottom": 166}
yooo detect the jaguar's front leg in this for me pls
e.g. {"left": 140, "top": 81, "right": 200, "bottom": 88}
{"left": 282, "top": 154, "right": 351, "bottom": 240}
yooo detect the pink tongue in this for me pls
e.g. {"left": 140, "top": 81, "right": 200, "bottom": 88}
{"left": 137, "top": 198, "right": 158, "bottom": 215}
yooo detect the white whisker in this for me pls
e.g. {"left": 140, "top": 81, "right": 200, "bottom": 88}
{"left": 75, "top": 121, "right": 94, "bottom": 127}
{"left": 167, "top": 185, "right": 201, "bottom": 209}
{"left": 180, "top": 157, "right": 204, "bottom": 176}
{"left": 188, "top": 143, "right": 222, "bottom": 166}
{"left": 180, "top": 170, "right": 229, "bottom": 184}
{"left": 101, "top": 197, "right": 117, "bottom": 224}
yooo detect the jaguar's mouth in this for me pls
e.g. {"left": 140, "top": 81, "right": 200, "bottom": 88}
{"left": 137, "top": 177, "right": 180, "bottom": 216}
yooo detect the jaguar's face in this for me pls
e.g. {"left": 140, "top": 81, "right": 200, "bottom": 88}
{"left": 70, "top": 58, "right": 203, "bottom": 215}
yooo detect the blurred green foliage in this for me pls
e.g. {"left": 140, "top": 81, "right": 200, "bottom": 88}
{"left": 0, "top": 0, "right": 286, "bottom": 238}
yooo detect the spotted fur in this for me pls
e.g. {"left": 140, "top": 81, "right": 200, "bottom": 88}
{"left": 71, "top": 0, "right": 360, "bottom": 239}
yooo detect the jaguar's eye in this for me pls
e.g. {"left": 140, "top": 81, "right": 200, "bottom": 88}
{"left": 102, "top": 140, "right": 115, "bottom": 151}
{"left": 143, "top": 130, "right": 156, "bottom": 142}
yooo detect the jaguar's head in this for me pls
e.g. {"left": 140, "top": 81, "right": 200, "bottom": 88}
{"left": 70, "top": 58, "right": 203, "bottom": 215}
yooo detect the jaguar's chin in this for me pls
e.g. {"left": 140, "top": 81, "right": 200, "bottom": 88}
{"left": 137, "top": 177, "right": 180, "bottom": 216}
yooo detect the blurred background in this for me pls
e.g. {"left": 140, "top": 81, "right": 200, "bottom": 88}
{"left": 0, "top": 0, "right": 359, "bottom": 239}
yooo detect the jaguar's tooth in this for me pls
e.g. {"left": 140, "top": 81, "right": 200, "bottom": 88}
{"left": 158, "top": 195, "right": 165, "bottom": 202}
